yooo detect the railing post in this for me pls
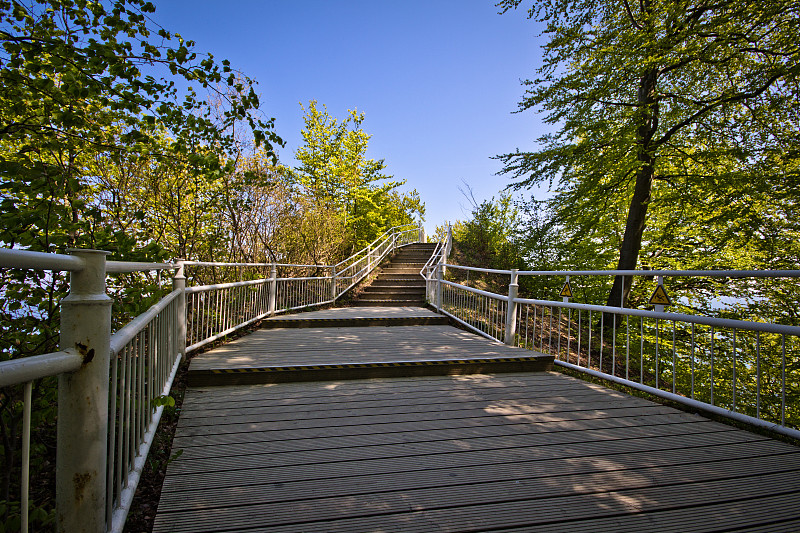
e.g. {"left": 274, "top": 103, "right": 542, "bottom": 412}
{"left": 446, "top": 223, "right": 453, "bottom": 255}
{"left": 419, "top": 223, "right": 426, "bottom": 243}
{"left": 57, "top": 249, "right": 112, "bottom": 533}
{"left": 330, "top": 265, "right": 337, "bottom": 301}
{"left": 435, "top": 263, "right": 443, "bottom": 309}
{"left": 268, "top": 264, "right": 277, "bottom": 315}
{"left": 367, "top": 244, "right": 373, "bottom": 272}
{"left": 442, "top": 223, "right": 451, "bottom": 276}
{"left": 173, "top": 261, "right": 186, "bottom": 360}
{"left": 504, "top": 269, "right": 519, "bottom": 346}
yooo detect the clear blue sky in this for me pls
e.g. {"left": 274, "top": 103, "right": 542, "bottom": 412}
{"left": 148, "top": 1, "right": 549, "bottom": 231}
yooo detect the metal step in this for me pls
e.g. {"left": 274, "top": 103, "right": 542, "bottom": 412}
{"left": 353, "top": 299, "right": 425, "bottom": 307}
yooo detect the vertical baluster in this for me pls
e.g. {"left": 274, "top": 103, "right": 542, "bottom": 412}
{"left": 691, "top": 323, "right": 695, "bottom": 399}
{"left": 710, "top": 327, "right": 715, "bottom": 406}
{"left": 107, "top": 347, "right": 118, "bottom": 522}
{"left": 116, "top": 342, "right": 127, "bottom": 508}
{"left": 732, "top": 329, "right": 737, "bottom": 411}
{"left": 611, "top": 314, "right": 616, "bottom": 376}
{"left": 600, "top": 312, "right": 604, "bottom": 372}
{"left": 525, "top": 305, "right": 530, "bottom": 350}
{"left": 640, "top": 318, "right": 644, "bottom": 384}
{"left": 781, "top": 334, "right": 786, "bottom": 426}
{"left": 21, "top": 381, "right": 32, "bottom": 533}
{"left": 123, "top": 341, "right": 132, "bottom": 487}
{"left": 541, "top": 305, "right": 546, "bottom": 353}
{"left": 672, "top": 321, "right": 677, "bottom": 395}
{"left": 577, "top": 310, "right": 581, "bottom": 366}
{"left": 587, "top": 311, "right": 592, "bottom": 369}
{"left": 655, "top": 318, "right": 660, "bottom": 390}
{"left": 128, "top": 333, "right": 137, "bottom": 475}
{"left": 138, "top": 331, "right": 145, "bottom": 453}
{"left": 200, "top": 293, "right": 206, "bottom": 343}
{"left": 557, "top": 307, "right": 562, "bottom": 359}
{"left": 756, "top": 331, "right": 761, "bottom": 419}
{"left": 567, "top": 308, "right": 572, "bottom": 364}
{"left": 625, "top": 314, "right": 629, "bottom": 381}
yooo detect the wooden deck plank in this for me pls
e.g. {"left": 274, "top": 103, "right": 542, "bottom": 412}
{"left": 493, "top": 497, "right": 800, "bottom": 533}
{"left": 160, "top": 425, "right": 773, "bottom": 494}
{"left": 188, "top": 325, "right": 547, "bottom": 371}
{"left": 168, "top": 410, "right": 705, "bottom": 465}
{"left": 155, "top": 312, "right": 800, "bottom": 532}
{"left": 156, "top": 446, "right": 800, "bottom": 512}
{"left": 154, "top": 469, "right": 800, "bottom": 532}
{"left": 166, "top": 413, "right": 731, "bottom": 476}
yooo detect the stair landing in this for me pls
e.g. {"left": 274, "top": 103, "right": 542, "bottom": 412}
{"left": 187, "top": 307, "right": 553, "bottom": 386}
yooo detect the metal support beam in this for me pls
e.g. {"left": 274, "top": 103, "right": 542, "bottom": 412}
{"left": 504, "top": 269, "right": 519, "bottom": 345}
{"left": 268, "top": 264, "right": 277, "bottom": 315}
{"left": 173, "top": 262, "right": 186, "bottom": 360}
{"left": 435, "top": 264, "right": 443, "bottom": 309}
{"left": 330, "top": 265, "right": 337, "bottom": 302}
{"left": 56, "top": 249, "right": 112, "bottom": 533}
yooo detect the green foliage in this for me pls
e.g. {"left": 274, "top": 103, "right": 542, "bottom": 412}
{"left": 452, "top": 190, "right": 523, "bottom": 271}
{"left": 0, "top": 0, "right": 283, "bottom": 522}
{"left": 497, "top": 0, "right": 800, "bottom": 306}
{"left": 151, "top": 395, "right": 176, "bottom": 408}
{"left": 290, "top": 101, "right": 424, "bottom": 256}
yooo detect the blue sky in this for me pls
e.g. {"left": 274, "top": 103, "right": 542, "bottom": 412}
{"left": 149, "top": 1, "right": 549, "bottom": 231}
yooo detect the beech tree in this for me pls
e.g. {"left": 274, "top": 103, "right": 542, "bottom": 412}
{"left": 497, "top": 0, "right": 800, "bottom": 307}
{"left": 0, "top": 1, "right": 282, "bottom": 522}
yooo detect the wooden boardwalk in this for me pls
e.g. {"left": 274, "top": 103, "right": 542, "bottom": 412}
{"left": 188, "top": 307, "right": 551, "bottom": 386}
{"left": 154, "top": 307, "right": 800, "bottom": 532}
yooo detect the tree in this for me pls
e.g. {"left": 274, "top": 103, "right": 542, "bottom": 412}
{"left": 0, "top": 1, "right": 283, "bottom": 524}
{"left": 497, "top": 0, "right": 800, "bottom": 308}
{"left": 290, "top": 100, "right": 424, "bottom": 253}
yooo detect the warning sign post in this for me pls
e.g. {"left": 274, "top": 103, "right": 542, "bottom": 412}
{"left": 560, "top": 280, "right": 573, "bottom": 299}
{"left": 649, "top": 284, "right": 671, "bottom": 307}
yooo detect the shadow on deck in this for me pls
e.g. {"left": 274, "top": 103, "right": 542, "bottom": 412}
{"left": 154, "top": 307, "right": 800, "bottom": 532}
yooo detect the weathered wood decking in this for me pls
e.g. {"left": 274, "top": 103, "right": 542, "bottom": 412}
{"left": 154, "top": 307, "right": 800, "bottom": 532}
{"left": 188, "top": 307, "right": 551, "bottom": 386}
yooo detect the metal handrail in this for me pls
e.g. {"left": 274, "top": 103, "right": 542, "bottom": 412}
{"left": 0, "top": 222, "right": 424, "bottom": 532}
{"left": 0, "top": 248, "right": 84, "bottom": 271}
{"left": 429, "top": 257, "right": 800, "bottom": 441}
{"left": 0, "top": 349, "right": 83, "bottom": 387}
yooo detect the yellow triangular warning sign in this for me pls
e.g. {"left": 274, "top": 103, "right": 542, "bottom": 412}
{"left": 560, "top": 281, "right": 573, "bottom": 298}
{"left": 649, "top": 284, "right": 672, "bottom": 306}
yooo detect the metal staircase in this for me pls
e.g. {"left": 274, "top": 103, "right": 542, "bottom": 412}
{"left": 353, "top": 243, "right": 437, "bottom": 306}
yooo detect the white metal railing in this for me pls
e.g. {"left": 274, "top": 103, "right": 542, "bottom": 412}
{"left": 427, "top": 263, "right": 800, "bottom": 440}
{"left": 183, "top": 223, "right": 420, "bottom": 353}
{"left": 0, "top": 222, "right": 423, "bottom": 533}
{"left": 0, "top": 249, "right": 182, "bottom": 533}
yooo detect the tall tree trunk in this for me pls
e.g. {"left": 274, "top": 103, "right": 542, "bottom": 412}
{"left": 607, "top": 67, "right": 659, "bottom": 308}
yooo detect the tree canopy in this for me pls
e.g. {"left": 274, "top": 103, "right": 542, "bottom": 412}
{"left": 497, "top": 0, "right": 800, "bottom": 307}
{"left": 289, "top": 100, "right": 424, "bottom": 254}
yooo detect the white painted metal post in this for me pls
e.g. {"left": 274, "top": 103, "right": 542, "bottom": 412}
{"left": 268, "top": 264, "right": 277, "bottom": 314}
{"left": 57, "top": 249, "right": 112, "bottom": 533}
{"left": 504, "top": 269, "right": 519, "bottom": 345}
{"left": 419, "top": 223, "right": 426, "bottom": 243}
{"left": 330, "top": 265, "right": 337, "bottom": 301}
{"left": 435, "top": 263, "right": 443, "bottom": 309}
{"left": 655, "top": 275, "right": 665, "bottom": 313}
{"left": 173, "top": 261, "right": 186, "bottom": 360}
{"left": 367, "top": 245, "right": 373, "bottom": 272}
{"left": 442, "top": 223, "right": 451, "bottom": 276}
{"left": 446, "top": 223, "right": 453, "bottom": 255}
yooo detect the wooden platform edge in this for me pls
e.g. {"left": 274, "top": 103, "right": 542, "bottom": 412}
{"left": 188, "top": 356, "right": 555, "bottom": 386}
{"left": 260, "top": 315, "right": 449, "bottom": 329}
